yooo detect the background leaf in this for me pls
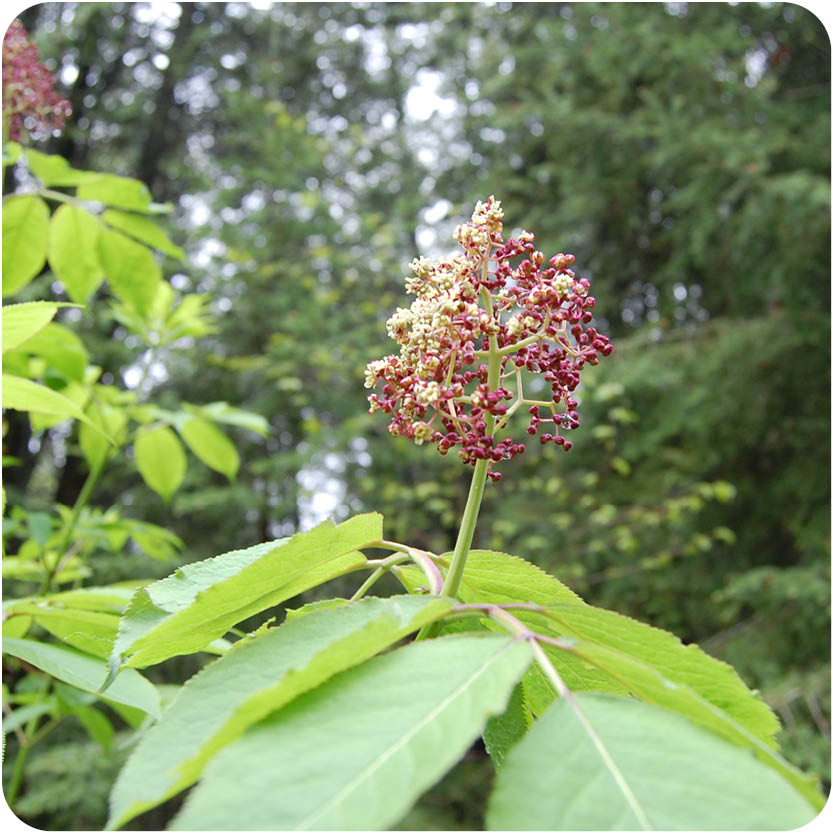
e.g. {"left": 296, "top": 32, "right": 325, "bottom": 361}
{"left": 98, "top": 228, "right": 161, "bottom": 314}
{"left": 2, "top": 195, "right": 50, "bottom": 296}
{"left": 179, "top": 416, "right": 239, "bottom": 480}
{"left": 133, "top": 425, "right": 186, "bottom": 502}
{"left": 2, "top": 637, "right": 160, "bottom": 719}
{"left": 47, "top": 203, "right": 105, "bottom": 302}
{"left": 2, "top": 301, "right": 67, "bottom": 353}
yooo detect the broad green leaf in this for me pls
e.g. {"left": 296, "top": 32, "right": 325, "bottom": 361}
{"left": 77, "top": 174, "right": 153, "bottom": 212}
{"left": 187, "top": 401, "right": 270, "bottom": 436}
{"left": 134, "top": 425, "right": 186, "bottom": 502}
{"left": 541, "top": 602, "right": 781, "bottom": 746}
{"left": 3, "top": 637, "right": 159, "bottom": 719}
{"left": 2, "top": 614, "right": 31, "bottom": 638}
{"left": 80, "top": 402, "right": 127, "bottom": 469}
{"left": 179, "top": 416, "right": 239, "bottom": 480}
{"left": 169, "top": 633, "right": 532, "bottom": 831}
{"left": 487, "top": 693, "right": 818, "bottom": 830}
{"left": 483, "top": 681, "right": 530, "bottom": 770}
{"left": 11, "top": 322, "right": 89, "bottom": 382}
{"left": 47, "top": 203, "right": 105, "bottom": 302}
{"left": 101, "top": 209, "right": 185, "bottom": 259}
{"left": 24, "top": 148, "right": 93, "bottom": 187}
{"left": 29, "top": 379, "right": 90, "bottom": 433}
{"left": 8, "top": 603, "right": 119, "bottom": 657}
{"left": 455, "top": 549, "right": 584, "bottom": 606}
{"left": 110, "top": 513, "right": 381, "bottom": 669}
{"left": 73, "top": 704, "right": 115, "bottom": 751}
{"left": 98, "top": 228, "right": 161, "bottom": 314}
{"left": 2, "top": 373, "right": 106, "bottom": 437}
{"left": 108, "top": 595, "right": 455, "bottom": 829}
{"left": 2, "top": 195, "right": 50, "bottom": 296}
{"left": 550, "top": 637, "right": 823, "bottom": 808}
{"left": 2, "top": 301, "right": 72, "bottom": 353}
{"left": 1, "top": 555, "right": 89, "bottom": 584}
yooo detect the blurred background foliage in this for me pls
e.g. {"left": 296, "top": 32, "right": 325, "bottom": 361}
{"left": 2, "top": 2, "right": 829, "bottom": 828}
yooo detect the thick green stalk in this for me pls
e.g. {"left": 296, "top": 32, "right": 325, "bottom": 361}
{"left": 416, "top": 282, "right": 501, "bottom": 639}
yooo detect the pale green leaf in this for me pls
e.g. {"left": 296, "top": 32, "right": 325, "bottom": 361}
{"left": 107, "top": 595, "right": 455, "bottom": 829}
{"left": 99, "top": 228, "right": 161, "bottom": 314}
{"left": 541, "top": 602, "right": 781, "bottom": 746}
{"left": 169, "top": 633, "right": 532, "bottom": 831}
{"left": 2, "top": 301, "right": 70, "bottom": 353}
{"left": 11, "top": 322, "right": 89, "bottom": 382}
{"left": 2, "top": 637, "right": 159, "bottom": 718}
{"left": 186, "top": 401, "right": 270, "bottom": 436}
{"left": 110, "top": 513, "right": 381, "bottom": 669}
{"left": 487, "top": 693, "right": 818, "bottom": 830}
{"left": 80, "top": 402, "right": 127, "bottom": 469}
{"left": 549, "top": 637, "right": 823, "bottom": 808}
{"left": 179, "top": 416, "right": 239, "bottom": 480}
{"left": 24, "top": 148, "right": 93, "bottom": 187}
{"left": 47, "top": 203, "right": 105, "bottom": 302}
{"left": 8, "top": 603, "right": 119, "bottom": 658}
{"left": 134, "top": 425, "right": 186, "bottom": 502}
{"left": 1, "top": 373, "right": 106, "bottom": 437}
{"left": 101, "top": 209, "right": 185, "bottom": 259}
{"left": 2, "top": 195, "right": 50, "bottom": 296}
{"left": 77, "top": 174, "right": 152, "bottom": 212}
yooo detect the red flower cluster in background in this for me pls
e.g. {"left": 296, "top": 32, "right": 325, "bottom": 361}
{"left": 366, "top": 197, "right": 613, "bottom": 481}
{"left": 3, "top": 20, "right": 71, "bottom": 141}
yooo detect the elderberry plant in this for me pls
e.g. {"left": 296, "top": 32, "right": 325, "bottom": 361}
{"left": 4, "top": 190, "right": 825, "bottom": 828}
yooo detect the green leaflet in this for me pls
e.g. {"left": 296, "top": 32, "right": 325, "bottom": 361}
{"left": 5, "top": 603, "right": 119, "bottom": 658}
{"left": 77, "top": 173, "right": 153, "bottom": 212}
{"left": 110, "top": 513, "right": 381, "bottom": 669}
{"left": 541, "top": 602, "right": 781, "bottom": 746}
{"left": 107, "top": 595, "right": 455, "bottom": 829}
{"left": 12, "top": 322, "right": 90, "bottom": 383}
{"left": 47, "top": 203, "right": 105, "bottom": 302}
{"left": 1, "top": 373, "right": 107, "bottom": 438}
{"left": 482, "top": 681, "right": 531, "bottom": 769}
{"left": 178, "top": 416, "right": 239, "bottom": 480}
{"left": 169, "top": 633, "right": 532, "bottom": 831}
{"left": 3, "top": 637, "right": 159, "bottom": 719}
{"left": 101, "top": 209, "right": 186, "bottom": 259}
{"left": 2, "top": 194, "right": 50, "bottom": 296}
{"left": 98, "top": 227, "right": 161, "bottom": 314}
{"left": 134, "top": 425, "right": 186, "bottom": 502}
{"left": 550, "top": 637, "right": 824, "bottom": 809}
{"left": 487, "top": 693, "right": 818, "bottom": 830}
{"left": 1, "top": 301, "right": 73, "bottom": 354}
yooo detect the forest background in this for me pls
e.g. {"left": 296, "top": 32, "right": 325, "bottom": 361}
{"left": 2, "top": 2, "right": 830, "bottom": 829}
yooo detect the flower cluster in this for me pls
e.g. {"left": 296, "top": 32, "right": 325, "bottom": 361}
{"left": 366, "top": 196, "right": 613, "bottom": 481}
{"left": 2, "top": 21, "right": 71, "bottom": 141}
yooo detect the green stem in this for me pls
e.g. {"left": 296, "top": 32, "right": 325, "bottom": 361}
{"left": 416, "top": 283, "right": 501, "bottom": 639}
{"left": 6, "top": 742, "right": 29, "bottom": 808}
{"left": 42, "top": 455, "right": 106, "bottom": 593}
